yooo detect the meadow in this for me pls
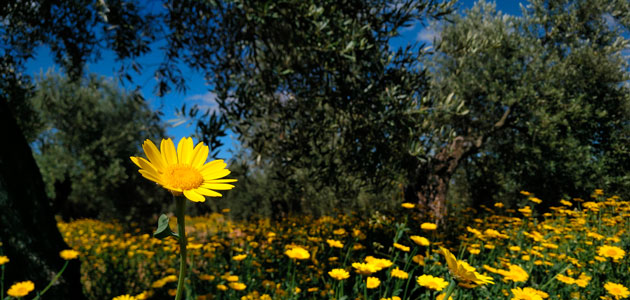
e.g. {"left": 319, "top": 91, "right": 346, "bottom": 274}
{"left": 3, "top": 190, "right": 626, "bottom": 300}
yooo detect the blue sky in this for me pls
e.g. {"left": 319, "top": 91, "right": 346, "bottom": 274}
{"left": 25, "top": 0, "right": 527, "bottom": 159}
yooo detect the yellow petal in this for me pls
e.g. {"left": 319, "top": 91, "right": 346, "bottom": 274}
{"left": 191, "top": 144, "right": 209, "bottom": 168}
{"left": 177, "top": 137, "right": 194, "bottom": 164}
{"left": 131, "top": 156, "right": 157, "bottom": 173}
{"left": 199, "top": 160, "right": 226, "bottom": 173}
{"left": 205, "top": 179, "right": 238, "bottom": 183}
{"left": 139, "top": 169, "right": 161, "bottom": 184}
{"left": 202, "top": 169, "right": 231, "bottom": 181}
{"left": 201, "top": 183, "right": 235, "bottom": 190}
{"left": 143, "top": 140, "right": 167, "bottom": 170}
{"left": 195, "top": 188, "right": 223, "bottom": 197}
{"left": 184, "top": 190, "right": 206, "bottom": 202}
{"left": 161, "top": 138, "right": 178, "bottom": 165}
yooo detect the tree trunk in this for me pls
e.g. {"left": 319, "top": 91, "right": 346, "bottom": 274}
{"left": 406, "top": 108, "right": 512, "bottom": 223}
{"left": 0, "top": 100, "right": 85, "bottom": 299}
{"left": 406, "top": 136, "right": 482, "bottom": 223}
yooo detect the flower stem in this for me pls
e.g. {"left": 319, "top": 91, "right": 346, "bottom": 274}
{"left": 442, "top": 279, "right": 457, "bottom": 300}
{"left": 175, "top": 196, "right": 187, "bottom": 300}
{"left": 33, "top": 261, "right": 69, "bottom": 300}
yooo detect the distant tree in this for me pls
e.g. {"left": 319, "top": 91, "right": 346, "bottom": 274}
{"left": 28, "top": 72, "right": 169, "bottom": 222}
{"left": 427, "top": 0, "right": 630, "bottom": 207}
{"left": 161, "top": 0, "right": 630, "bottom": 220}
{"left": 1, "top": 1, "right": 156, "bottom": 297}
{"left": 160, "top": 0, "right": 456, "bottom": 216}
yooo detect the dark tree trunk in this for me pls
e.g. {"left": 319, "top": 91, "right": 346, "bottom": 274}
{"left": 0, "top": 100, "right": 86, "bottom": 299}
{"left": 406, "top": 136, "right": 480, "bottom": 222}
{"left": 405, "top": 107, "right": 512, "bottom": 223}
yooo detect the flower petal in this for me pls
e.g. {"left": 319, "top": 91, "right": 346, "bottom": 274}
{"left": 184, "top": 189, "right": 206, "bottom": 202}
{"left": 139, "top": 170, "right": 161, "bottom": 184}
{"left": 191, "top": 144, "right": 209, "bottom": 168}
{"left": 201, "top": 183, "right": 235, "bottom": 190}
{"left": 199, "top": 160, "right": 226, "bottom": 173}
{"left": 142, "top": 140, "right": 167, "bottom": 170}
{"left": 131, "top": 156, "right": 157, "bottom": 173}
{"left": 205, "top": 179, "right": 238, "bottom": 183}
{"left": 177, "top": 137, "right": 194, "bottom": 165}
{"left": 161, "top": 138, "right": 178, "bottom": 165}
{"left": 195, "top": 187, "right": 223, "bottom": 197}
{"left": 202, "top": 169, "right": 231, "bottom": 181}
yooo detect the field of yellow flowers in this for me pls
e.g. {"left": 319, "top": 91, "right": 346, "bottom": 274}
{"left": 4, "top": 190, "right": 628, "bottom": 300}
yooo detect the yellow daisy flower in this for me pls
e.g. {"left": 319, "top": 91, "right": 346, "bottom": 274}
{"left": 416, "top": 274, "right": 448, "bottom": 291}
{"left": 59, "top": 249, "right": 80, "bottom": 260}
{"left": 7, "top": 281, "right": 35, "bottom": 298}
{"left": 511, "top": 287, "right": 548, "bottom": 300}
{"left": 420, "top": 223, "right": 437, "bottom": 230}
{"left": 113, "top": 295, "right": 137, "bottom": 300}
{"left": 284, "top": 246, "right": 310, "bottom": 260}
{"left": 390, "top": 267, "right": 409, "bottom": 279}
{"left": 229, "top": 282, "right": 247, "bottom": 291}
{"left": 440, "top": 247, "right": 494, "bottom": 286}
{"left": 605, "top": 282, "right": 630, "bottom": 299}
{"left": 366, "top": 277, "right": 381, "bottom": 289}
{"left": 410, "top": 235, "right": 430, "bottom": 246}
{"left": 597, "top": 245, "right": 625, "bottom": 260}
{"left": 326, "top": 239, "right": 344, "bottom": 248}
{"left": 130, "top": 138, "right": 236, "bottom": 202}
{"left": 0, "top": 256, "right": 9, "bottom": 265}
{"left": 328, "top": 268, "right": 350, "bottom": 280}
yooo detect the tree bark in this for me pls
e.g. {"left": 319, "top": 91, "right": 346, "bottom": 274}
{"left": 0, "top": 100, "right": 85, "bottom": 299}
{"left": 406, "top": 107, "right": 512, "bottom": 223}
{"left": 406, "top": 136, "right": 479, "bottom": 222}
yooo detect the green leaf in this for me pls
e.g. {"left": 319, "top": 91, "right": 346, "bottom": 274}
{"left": 153, "top": 214, "right": 178, "bottom": 239}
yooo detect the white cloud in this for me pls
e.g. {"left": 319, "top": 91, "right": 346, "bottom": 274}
{"left": 186, "top": 91, "right": 219, "bottom": 113}
{"left": 417, "top": 26, "right": 439, "bottom": 43}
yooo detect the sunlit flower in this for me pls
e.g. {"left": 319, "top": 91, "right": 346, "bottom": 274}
{"left": 390, "top": 267, "right": 409, "bottom": 279}
{"left": 130, "top": 138, "right": 236, "bottom": 202}
{"left": 597, "top": 245, "right": 625, "bottom": 260}
{"left": 216, "top": 284, "right": 228, "bottom": 291}
{"left": 59, "top": 249, "right": 80, "bottom": 260}
{"left": 605, "top": 282, "right": 630, "bottom": 299}
{"left": 232, "top": 254, "right": 247, "bottom": 261}
{"left": 326, "top": 239, "right": 344, "bottom": 248}
{"left": 7, "top": 281, "right": 35, "bottom": 298}
{"left": 229, "top": 282, "right": 247, "bottom": 291}
{"left": 412, "top": 254, "right": 425, "bottom": 266}
{"left": 511, "top": 287, "right": 548, "bottom": 300}
{"left": 421, "top": 223, "right": 437, "bottom": 230}
{"left": 285, "top": 246, "right": 310, "bottom": 260}
{"left": 328, "top": 268, "right": 350, "bottom": 280}
{"left": 366, "top": 277, "right": 380, "bottom": 289}
{"left": 575, "top": 273, "right": 591, "bottom": 287}
{"left": 410, "top": 235, "right": 430, "bottom": 246}
{"left": 555, "top": 274, "right": 575, "bottom": 285}
{"left": 0, "top": 256, "right": 8, "bottom": 265}
{"left": 401, "top": 203, "right": 415, "bottom": 209}
{"left": 497, "top": 264, "right": 529, "bottom": 283}
{"left": 113, "top": 295, "right": 137, "bottom": 300}
{"left": 416, "top": 274, "right": 448, "bottom": 291}
{"left": 440, "top": 247, "right": 494, "bottom": 286}
{"left": 393, "top": 243, "right": 410, "bottom": 252}
{"left": 364, "top": 256, "right": 393, "bottom": 270}
{"left": 352, "top": 262, "right": 379, "bottom": 275}
{"left": 436, "top": 293, "right": 454, "bottom": 300}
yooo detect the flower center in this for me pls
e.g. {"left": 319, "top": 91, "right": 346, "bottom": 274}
{"left": 163, "top": 164, "right": 203, "bottom": 190}
{"left": 606, "top": 249, "right": 618, "bottom": 256}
